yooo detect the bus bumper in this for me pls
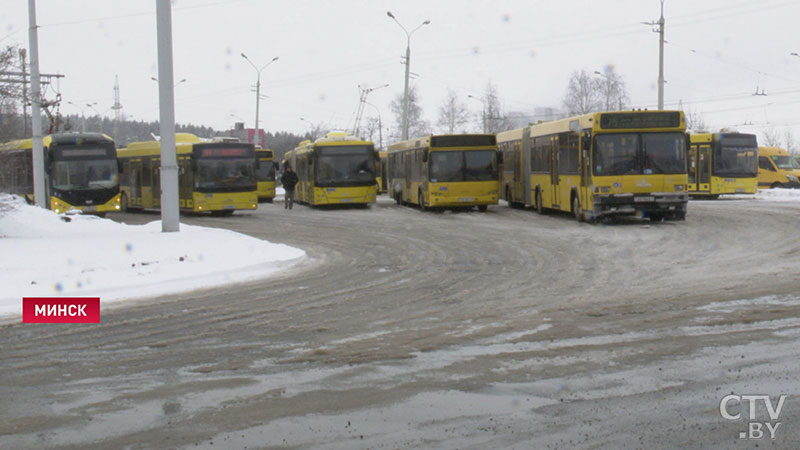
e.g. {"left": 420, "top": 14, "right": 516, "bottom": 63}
{"left": 51, "top": 194, "right": 122, "bottom": 215}
{"left": 592, "top": 192, "right": 688, "bottom": 218}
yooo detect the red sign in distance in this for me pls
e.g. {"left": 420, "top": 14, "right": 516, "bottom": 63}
{"left": 22, "top": 297, "right": 100, "bottom": 324}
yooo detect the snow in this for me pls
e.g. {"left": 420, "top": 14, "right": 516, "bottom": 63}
{"left": 0, "top": 194, "right": 305, "bottom": 318}
{"left": 1, "top": 187, "right": 798, "bottom": 319}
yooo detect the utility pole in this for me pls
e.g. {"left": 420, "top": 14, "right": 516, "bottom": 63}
{"left": 156, "top": 0, "right": 179, "bottom": 232}
{"left": 352, "top": 83, "right": 388, "bottom": 137}
{"left": 643, "top": 0, "right": 666, "bottom": 110}
{"left": 387, "top": 11, "right": 429, "bottom": 140}
{"left": 28, "top": 0, "right": 46, "bottom": 208}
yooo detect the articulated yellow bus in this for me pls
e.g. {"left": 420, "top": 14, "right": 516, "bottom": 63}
{"left": 0, "top": 133, "right": 121, "bottom": 215}
{"left": 386, "top": 134, "right": 500, "bottom": 212}
{"left": 117, "top": 133, "right": 258, "bottom": 216}
{"left": 255, "top": 148, "right": 278, "bottom": 202}
{"left": 283, "top": 131, "right": 377, "bottom": 206}
{"left": 687, "top": 131, "right": 758, "bottom": 198}
{"left": 498, "top": 110, "right": 689, "bottom": 222}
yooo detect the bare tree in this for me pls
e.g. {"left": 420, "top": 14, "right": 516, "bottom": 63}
{"left": 0, "top": 45, "right": 23, "bottom": 140}
{"left": 437, "top": 90, "right": 469, "bottom": 134}
{"left": 595, "top": 66, "right": 629, "bottom": 111}
{"left": 482, "top": 81, "right": 512, "bottom": 133}
{"left": 683, "top": 107, "right": 707, "bottom": 132}
{"left": 390, "top": 85, "right": 430, "bottom": 141}
{"left": 563, "top": 70, "right": 601, "bottom": 115}
{"left": 761, "top": 127, "right": 782, "bottom": 147}
{"left": 784, "top": 128, "right": 796, "bottom": 154}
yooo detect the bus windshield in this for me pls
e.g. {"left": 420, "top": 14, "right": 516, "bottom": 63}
{"left": 771, "top": 155, "right": 800, "bottom": 170}
{"left": 195, "top": 158, "right": 256, "bottom": 191}
{"left": 594, "top": 133, "right": 686, "bottom": 176}
{"left": 429, "top": 150, "right": 498, "bottom": 182}
{"left": 714, "top": 139, "right": 757, "bottom": 177}
{"left": 52, "top": 159, "right": 118, "bottom": 191}
{"left": 315, "top": 146, "right": 375, "bottom": 186}
{"left": 256, "top": 160, "right": 277, "bottom": 182}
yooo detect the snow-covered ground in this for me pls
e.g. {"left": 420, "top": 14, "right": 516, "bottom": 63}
{"left": 1, "top": 188, "right": 798, "bottom": 319}
{"left": 0, "top": 194, "right": 305, "bottom": 318}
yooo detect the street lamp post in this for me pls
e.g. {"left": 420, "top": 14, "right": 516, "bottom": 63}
{"left": 85, "top": 102, "right": 108, "bottom": 132}
{"left": 67, "top": 101, "right": 88, "bottom": 132}
{"left": 387, "top": 11, "right": 429, "bottom": 140}
{"left": 241, "top": 53, "right": 279, "bottom": 146}
{"left": 364, "top": 102, "right": 384, "bottom": 150}
{"left": 467, "top": 95, "right": 486, "bottom": 133}
{"left": 152, "top": 76, "right": 187, "bottom": 88}
{"left": 300, "top": 117, "right": 320, "bottom": 141}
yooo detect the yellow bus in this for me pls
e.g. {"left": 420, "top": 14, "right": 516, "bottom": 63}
{"left": 687, "top": 131, "right": 758, "bottom": 198}
{"left": 255, "top": 148, "right": 278, "bottom": 202}
{"left": 0, "top": 132, "right": 121, "bottom": 216}
{"left": 283, "top": 131, "right": 377, "bottom": 206}
{"left": 497, "top": 110, "right": 689, "bottom": 222}
{"left": 757, "top": 146, "right": 800, "bottom": 189}
{"left": 386, "top": 134, "right": 500, "bottom": 212}
{"left": 117, "top": 133, "right": 258, "bottom": 216}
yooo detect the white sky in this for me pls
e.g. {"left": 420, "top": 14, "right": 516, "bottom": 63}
{"left": 0, "top": 193, "right": 305, "bottom": 318}
{"left": 2, "top": 0, "right": 799, "bottom": 144}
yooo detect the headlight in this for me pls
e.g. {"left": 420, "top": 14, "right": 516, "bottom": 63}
{"left": 674, "top": 184, "right": 685, "bottom": 191}
{"left": 786, "top": 175, "right": 798, "bottom": 183}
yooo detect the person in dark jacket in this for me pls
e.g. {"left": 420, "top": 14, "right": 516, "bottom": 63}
{"left": 280, "top": 165, "right": 299, "bottom": 210}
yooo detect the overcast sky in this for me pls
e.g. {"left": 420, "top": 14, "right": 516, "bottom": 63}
{"left": 3, "top": 0, "right": 799, "bottom": 145}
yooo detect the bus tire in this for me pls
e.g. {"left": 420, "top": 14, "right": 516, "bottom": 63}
{"left": 771, "top": 182, "right": 783, "bottom": 189}
{"left": 478, "top": 205, "right": 488, "bottom": 212}
{"left": 418, "top": 191, "right": 426, "bottom": 211}
{"left": 535, "top": 189, "right": 543, "bottom": 214}
{"left": 572, "top": 194, "right": 582, "bottom": 222}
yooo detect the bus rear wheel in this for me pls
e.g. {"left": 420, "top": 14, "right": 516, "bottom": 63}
{"left": 477, "top": 205, "right": 488, "bottom": 212}
{"left": 418, "top": 191, "right": 426, "bottom": 211}
{"left": 572, "top": 195, "right": 582, "bottom": 222}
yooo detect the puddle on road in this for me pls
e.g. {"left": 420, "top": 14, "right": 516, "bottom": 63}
{"left": 198, "top": 388, "right": 557, "bottom": 450}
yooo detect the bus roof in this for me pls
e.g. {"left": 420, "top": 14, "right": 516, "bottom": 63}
{"left": 388, "top": 134, "right": 496, "bottom": 153}
{"left": 498, "top": 110, "right": 686, "bottom": 143}
{"left": 117, "top": 133, "right": 207, "bottom": 157}
{"left": 0, "top": 132, "right": 114, "bottom": 152}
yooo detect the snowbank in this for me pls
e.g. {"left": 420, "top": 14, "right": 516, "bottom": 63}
{"left": 0, "top": 194, "right": 305, "bottom": 318}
